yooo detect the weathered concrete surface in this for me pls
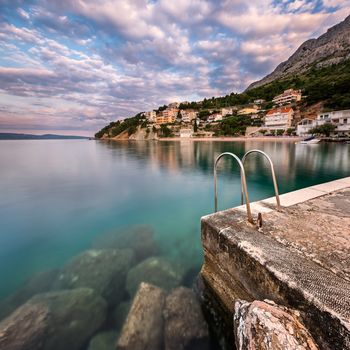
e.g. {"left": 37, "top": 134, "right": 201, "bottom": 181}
{"left": 201, "top": 179, "right": 350, "bottom": 350}
{"left": 234, "top": 299, "right": 319, "bottom": 350}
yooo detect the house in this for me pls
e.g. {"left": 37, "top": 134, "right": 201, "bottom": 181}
{"left": 156, "top": 107, "right": 178, "bottom": 124}
{"left": 143, "top": 110, "right": 157, "bottom": 122}
{"left": 221, "top": 107, "right": 233, "bottom": 117}
{"left": 180, "top": 110, "right": 198, "bottom": 123}
{"left": 254, "top": 99, "right": 265, "bottom": 104}
{"left": 296, "top": 118, "right": 315, "bottom": 136}
{"left": 179, "top": 128, "right": 193, "bottom": 138}
{"left": 272, "top": 89, "right": 302, "bottom": 105}
{"left": 264, "top": 107, "right": 294, "bottom": 131}
{"left": 237, "top": 106, "right": 258, "bottom": 115}
{"left": 156, "top": 115, "right": 176, "bottom": 124}
{"left": 208, "top": 113, "right": 222, "bottom": 122}
{"left": 316, "top": 110, "right": 350, "bottom": 136}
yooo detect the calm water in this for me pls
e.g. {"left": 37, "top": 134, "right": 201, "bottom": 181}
{"left": 0, "top": 139, "right": 349, "bottom": 346}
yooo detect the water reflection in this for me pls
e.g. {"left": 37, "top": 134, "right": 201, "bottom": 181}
{"left": 99, "top": 139, "right": 350, "bottom": 193}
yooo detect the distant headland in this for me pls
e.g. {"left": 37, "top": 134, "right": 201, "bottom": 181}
{"left": 0, "top": 133, "right": 90, "bottom": 140}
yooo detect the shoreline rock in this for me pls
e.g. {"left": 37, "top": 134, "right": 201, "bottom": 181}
{"left": 234, "top": 299, "right": 319, "bottom": 350}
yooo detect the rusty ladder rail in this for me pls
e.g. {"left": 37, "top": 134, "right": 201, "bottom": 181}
{"left": 214, "top": 152, "right": 254, "bottom": 224}
{"left": 241, "top": 149, "right": 281, "bottom": 211}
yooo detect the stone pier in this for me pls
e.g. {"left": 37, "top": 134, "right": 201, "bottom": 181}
{"left": 200, "top": 177, "right": 350, "bottom": 349}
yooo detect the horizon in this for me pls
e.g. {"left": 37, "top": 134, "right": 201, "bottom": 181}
{"left": 0, "top": 1, "right": 349, "bottom": 137}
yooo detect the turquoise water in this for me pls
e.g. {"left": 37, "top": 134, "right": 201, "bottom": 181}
{"left": 0, "top": 140, "right": 349, "bottom": 322}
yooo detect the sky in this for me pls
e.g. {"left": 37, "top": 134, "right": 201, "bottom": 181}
{"left": 0, "top": 1, "right": 349, "bottom": 136}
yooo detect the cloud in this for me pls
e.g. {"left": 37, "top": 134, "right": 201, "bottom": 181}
{"left": 0, "top": 0, "right": 349, "bottom": 135}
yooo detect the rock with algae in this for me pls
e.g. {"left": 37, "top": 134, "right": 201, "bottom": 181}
{"left": 126, "top": 256, "right": 184, "bottom": 296}
{"left": 163, "top": 286, "right": 209, "bottom": 350}
{"left": 53, "top": 249, "right": 134, "bottom": 306}
{"left": 0, "top": 288, "right": 106, "bottom": 350}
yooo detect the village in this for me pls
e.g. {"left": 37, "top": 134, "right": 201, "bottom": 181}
{"left": 138, "top": 88, "right": 350, "bottom": 138}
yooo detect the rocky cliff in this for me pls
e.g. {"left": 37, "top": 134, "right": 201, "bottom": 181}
{"left": 246, "top": 15, "right": 350, "bottom": 90}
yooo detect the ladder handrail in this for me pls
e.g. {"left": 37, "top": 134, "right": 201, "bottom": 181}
{"left": 214, "top": 152, "right": 254, "bottom": 224}
{"left": 241, "top": 149, "right": 281, "bottom": 211}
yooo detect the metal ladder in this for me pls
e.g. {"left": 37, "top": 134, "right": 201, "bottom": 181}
{"left": 214, "top": 150, "right": 281, "bottom": 224}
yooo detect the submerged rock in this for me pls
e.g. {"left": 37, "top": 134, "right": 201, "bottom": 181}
{"left": 112, "top": 301, "right": 132, "bottom": 331}
{"left": 53, "top": 249, "right": 134, "bottom": 306}
{"left": 0, "top": 302, "right": 49, "bottom": 350}
{"left": 0, "top": 288, "right": 106, "bottom": 350}
{"left": 126, "top": 256, "right": 183, "bottom": 296}
{"left": 0, "top": 269, "right": 59, "bottom": 321}
{"left": 92, "top": 225, "right": 158, "bottom": 263}
{"left": 117, "top": 282, "right": 166, "bottom": 350}
{"left": 163, "top": 287, "right": 209, "bottom": 350}
{"left": 233, "top": 299, "right": 319, "bottom": 350}
{"left": 87, "top": 330, "right": 119, "bottom": 350}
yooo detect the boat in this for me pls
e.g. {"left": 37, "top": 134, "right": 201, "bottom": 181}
{"left": 299, "top": 136, "right": 321, "bottom": 144}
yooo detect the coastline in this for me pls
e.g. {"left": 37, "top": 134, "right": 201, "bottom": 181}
{"left": 157, "top": 136, "right": 302, "bottom": 142}
{"left": 101, "top": 136, "right": 303, "bottom": 142}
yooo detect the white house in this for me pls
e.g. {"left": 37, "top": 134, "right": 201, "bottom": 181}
{"left": 264, "top": 107, "right": 294, "bottom": 130}
{"left": 208, "top": 113, "right": 223, "bottom": 122}
{"left": 221, "top": 107, "right": 233, "bottom": 117}
{"left": 316, "top": 110, "right": 350, "bottom": 136}
{"left": 180, "top": 128, "right": 193, "bottom": 138}
{"left": 180, "top": 110, "right": 198, "bottom": 123}
{"left": 144, "top": 110, "right": 157, "bottom": 122}
{"left": 272, "top": 89, "right": 302, "bottom": 105}
{"left": 295, "top": 110, "right": 350, "bottom": 137}
{"left": 296, "top": 118, "right": 315, "bottom": 136}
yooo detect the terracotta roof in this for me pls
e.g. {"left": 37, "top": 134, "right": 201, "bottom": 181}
{"left": 266, "top": 107, "right": 293, "bottom": 115}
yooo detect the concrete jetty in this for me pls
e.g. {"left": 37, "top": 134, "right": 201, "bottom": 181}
{"left": 200, "top": 177, "right": 350, "bottom": 349}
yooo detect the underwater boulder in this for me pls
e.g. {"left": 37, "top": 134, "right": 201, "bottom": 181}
{"left": 0, "top": 288, "right": 106, "bottom": 350}
{"left": 117, "top": 282, "right": 165, "bottom": 350}
{"left": 126, "top": 256, "right": 184, "bottom": 296}
{"left": 163, "top": 287, "right": 209, "bottom": 350}
{"left": 92, "top": 225, "right": 158, "bottom": 263}
{"left": 52, "top": 249, "right": 134, "bottom": 306}
{"left": 112, "top": 301, "right": 132, "bottom": 331}
{"left": 87, "top": 330, "right": 119, "bottom": 350}
{"left": 0, "top": 268, "right": 59, "bottom": 321}
{"left": 0, "top": 301, "right": 49, "bottom": 350}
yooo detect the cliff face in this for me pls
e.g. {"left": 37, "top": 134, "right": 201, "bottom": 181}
{"left": 246, "top": 15, "right": 350, "bottom": 90}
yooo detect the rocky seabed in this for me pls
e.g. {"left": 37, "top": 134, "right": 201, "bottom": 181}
{"left": 0, "top": 225, "right": 210, "bottom": 350}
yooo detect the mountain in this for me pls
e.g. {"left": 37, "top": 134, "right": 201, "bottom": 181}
{"left": 0, "top": 133, "right": 90, "bottom": 140}
{"left": 246, "top": 14, "right": 350, "bottom": 90}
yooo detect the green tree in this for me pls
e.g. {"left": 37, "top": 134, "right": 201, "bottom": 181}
{"left": 310, "top": 123, "right": 336, "bottom": 137}
{"left": 286, "top": 128, "right": 295, "bottom": 136}
{"left": 160, "top": 124, "right": 172, "bottom": 137}
{"left": 193, "top": 118, "right": 198, "bottom": 132}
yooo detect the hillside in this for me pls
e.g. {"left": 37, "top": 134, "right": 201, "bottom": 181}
{"left": 247, "top": 14, "right": 350, "bottom": 90}
{"left": 0, "top": 133, "right": 89, "bottom": 140}
{"left": 95, "top": 15, "right": 350, "bottom": 139}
